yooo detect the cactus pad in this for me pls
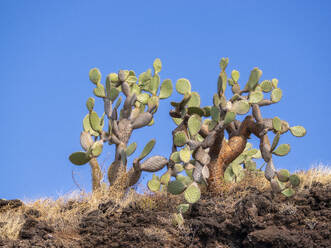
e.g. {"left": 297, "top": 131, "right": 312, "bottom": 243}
{"left": 80, "top": 131, "right": 94, "bottom": 151}
{"left": 281, "top": 188, "right": 295, "bottom": 197}
{"left": 272, "top": 117, "right": 282, "bottom": 132}
{"left": 126, "top": 142, "right": 137, "bottom": 156}
{"left": 69, "top": 152, "right": 90, "bottom": 165}
{"left": 153, "top": 58, "right": 162, "bottom": 74}
{"left": 271, "top": 88, "right": 282, "bottom": 102}
{"left": 176, "top": 78, "right": 191, "bottom": 95}
{"left": 289, "top": 126, "right": 306, "bottom": 137}
{"left": 179, "top": 148, "right": 191, "bottom": 163}
{"left": 168, "top": 180, "right": 187, "bottom": 195}
{"left": 86, "top": 97, "right": 95, "bottom": 112}
{"left": 89, "top": 111, "right": 102, "bottom": 133}
{"left": 277, "top": 169, "right": 290, "bottom": 182}
{"left": 224, "top": 111, "right": 236, "bottom": 125}
{"left": 159, "top": 79, "right": 173, "bottom": 99}
{"left": 184, "top": 183, "right": 201, "bottom": 204}
{"left": 273, "top": 144, "right": 291, "bottom": 156}
{"left": 249, "top": 91, "right": 264, "bottom": 103}
{"left": 139, "top": 139, "right": 156, "bottom": 160}
{"left": 140, "top": 155, "right": 168, "bottom": 172}
{"left": 232, "top": 100, "right": 250, "bottom": 115}
{"left": 148, "top": 176, "right": 161, "bottom": 192}
{"left": 177, "top": 204, "right": 190, "bottom": 214}
{"left": 174, "top": 131, "right": 188, "bottom": 147}
{"left": 93, "top": 83, "right": 106, "bottom": 98}
{"left": 231, "top": 70, "right": 240, "bottom": 82}
{"left": 289, "top": 174, "right": 300, "bottom": 187}
{"left": 260, "top": 80, "right": 273, "bottom": 92}
{"left": 187, "top": 92, "right": 201, "bottom": 107}
{"left": 91, "top": 140, "right": 103, "bottom": 157}
{"left": 89, "top": 68, "right": 101, "bottom": 85}
{"left": 188, "top": 114, "right": 202, "bottom": 136}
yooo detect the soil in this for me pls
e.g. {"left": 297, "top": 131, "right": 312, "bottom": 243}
{"left": 0, "top": 182, "right": 330, "bottom": 248}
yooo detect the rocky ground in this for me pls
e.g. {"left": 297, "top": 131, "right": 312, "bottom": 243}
{"left": 0, "top": 182, "right": 330, "bottom": 248}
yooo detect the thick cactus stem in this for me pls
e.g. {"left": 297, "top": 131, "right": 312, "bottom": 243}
{"left": 89, "top": 158, "right": 102, "bottom": 192}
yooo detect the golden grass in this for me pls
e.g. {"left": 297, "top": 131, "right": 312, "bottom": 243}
{"left": 0, "top": 164, "right": 330, "bottom": 241}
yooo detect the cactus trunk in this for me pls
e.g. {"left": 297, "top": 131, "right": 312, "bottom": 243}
{"left": 89, "top": 158, "right": 102, "bottom": 192}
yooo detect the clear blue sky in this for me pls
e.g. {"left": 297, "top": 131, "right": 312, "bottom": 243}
{"left": 1, "top": 1, "right": 330, "bottom": 200}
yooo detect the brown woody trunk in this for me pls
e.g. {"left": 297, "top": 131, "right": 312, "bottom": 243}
{"left": 89, "top": 158, "right": 102, "bottom": 192}
{"left": 207, "top": 116, "right": 259, "bottom": 194}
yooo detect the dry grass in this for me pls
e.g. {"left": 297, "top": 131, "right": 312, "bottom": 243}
{"left": 0, "top": 164, "right": 330, "bottom": 241}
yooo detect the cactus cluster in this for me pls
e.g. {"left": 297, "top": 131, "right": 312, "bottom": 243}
{"left": 69, "top": 57, "right": 306, "bottom": 224}
{"left": 69, "top": 59, "right": 173, "bottom": 191}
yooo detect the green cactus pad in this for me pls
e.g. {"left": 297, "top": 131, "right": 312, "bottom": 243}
{"left": 86, "top": 97, "right": 95, "bottom": 112}
{"left": 159, "top": 79, "right": 173, "bottom": 99}
{"left": 281, "top": 188, "right": 295, "bottom": 197}
{"left": 289, "top": 174, "right": 300, "bottom": 187}
{"left": 89, "top": 111, "right": 102, "bottom": 133}
{"left": 289, "top": 126, "right": 306, "bottom": 137}
{"left": 170, "top": 151, "right": 181, "bottom": 163}
{"left": 272, "top": 78, "right": 279, "bottom": 88}
{"left": 108, "top": 73, "right": 119, "bottom": 83}
{"left": 174, "top": 131, "right": 188, "bottom": 147}
{"left": 249, "top": 91, "right": 264, "bottom": 104}
{"left": 131, "top": 83, "right": 141, "bottom": 96}
{"left": 160, "top": 171, "right": 171, "bottom": 185}
{"left": 210, "top": 106, "right": 220, "bottom": 121}
{"left": 273, "top": 144, "right": 291, "bottom": 156}
{"left": 179, "top": 148, "right": 191, "bottom": 163}
{"left": 277, "top": 169, "right": 290, "bottom": 182}
{"left": 232, "top": 163, "right": 243, "bottom": 177}
{"left": 187, "top": 92, "right": 201, "bottom": 108}
{"left": 83, "top": 114, "right": 99, "bottom": 136}
{"left": 245, "top": 148, "right": 259, "bottom": 157}
{"left": 109, "top": 87, "right": 120, "bottom": 102}
{"left": 137, "top": 92, "right": 150, "bottom": 105}
{"left": 153, "top": 58, "right": 162, "bottom": 74}
{"left": 172, "top": 213, "right": 184, "bottom": 226}
{"left": 187, "top": 107, "right": 205, "bottom": 116}
{"left": 172, "top": 117, "right": 183, "bottom": 126}
{"left": 228, "top": 78, "right": 235, "bottom": 86}
{"left": 270, "top": 132, "right": 280, "bottom": 152}
{"left": 272, "top": 117, "right": 282, "bottom": 132}
{"left": 224, "top": 166, "right": 235, "bottom": 183}
{"left": 149, "top": 74, "right": 160, "bottom": 95}
{"left": 246, "top": 67, "right": 262, "bottom": 91}
{"left": 184, "top": 183, "right": 201, "bottom": 204}
{"left": 174, "top": 163, "right": 184, "bottom": 173}
{"left": 126, "top": 75, "right": 137, "bottom": 85}
{"left": 93, "top": 83, "right": 106, "bottom": 98}
{"left": 224, "top": 111, "right": 236, "bottom": 125}
{"left": 176, "top": 78, "right": 191, "bottom": 95}
{"left": 147, "top": 178, "right": 161, "bottom": 192}
{"left": 89, "top": 68, "right": 101, "bottom": 85}
{"left": 188, "top": 114, "right": 202, "bottom": 136}
{"left": 232, "top": 100, "right": 250, "bottom": 115}
{"left": 126, "top": 142, "right": 137, "bottom": 156}
{"left": 271, "top": 88, "right": 282, "bottom": 102}
{"left": 177, "top": 204, "right": 190, "bottom": 214}
{"left": 167, "top": 180, "right": 187, "bottom": 195}
{"left": 220, "top": 57, "right": 229, "bottom": 71}
{"left": 231, "top": 70, "right": 240, "bottom": 82}
{"left": 138, "top": 139, "right": 156, "bottom": 160}
{"left": 91, "top": 141, "right": 103, "bottom": 157}
{"left": 260, "top": 80, "right": 273, "bottom": 92}
{"left": 69, "top": 152, "right": 90, "bottom": 165}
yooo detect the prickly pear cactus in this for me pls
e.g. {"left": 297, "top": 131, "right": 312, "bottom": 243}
{"left": 69, "top": 59, "right": 173, "bottom": 192}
